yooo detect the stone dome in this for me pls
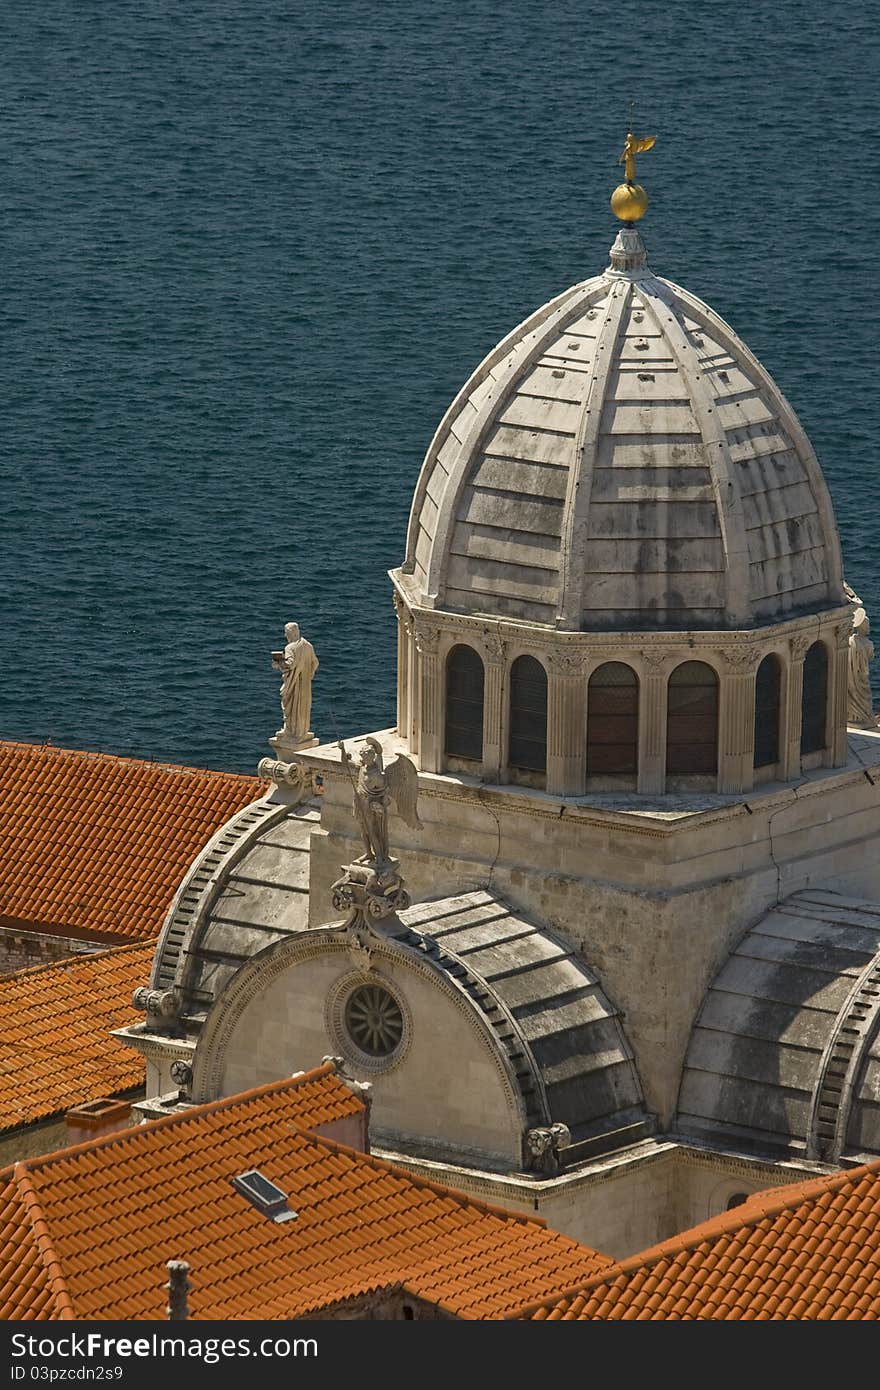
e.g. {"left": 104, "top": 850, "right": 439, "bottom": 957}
{"left": 395, "top": 227, "right": 844, "bottom": 632}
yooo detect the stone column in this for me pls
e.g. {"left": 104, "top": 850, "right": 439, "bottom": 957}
{"left": 718, "top": 650, "right": 757, "bottom": 794}
{"left": 546, "top": 653, "right": 586, "bottom": 796}
{"left": 392, "top": 593, "right": 412, "bottom": 747}
{"left": 481, "top": 631, "right": 506, "bottom": 783}
{"left": 414, "top": 621, "right": 442, "bottom": 773}
{"left": 784, "top": 635, "right": 810, "bottom": 779}
{"left": 831, "top": 621, "right": 852, "bottom": 767}
{"left": 638, "top": 651, "right": 667, "bottom": 794}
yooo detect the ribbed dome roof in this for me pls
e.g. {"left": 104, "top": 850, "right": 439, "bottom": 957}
{"left": 396, "top": 228, "right": 844, "bottom": 631}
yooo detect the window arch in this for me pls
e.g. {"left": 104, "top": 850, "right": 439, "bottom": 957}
{"left": 587, "top": 663, "right": 639, "bottom": 777}
{"left": 445, "top": 645, "right": 484, "bottom": 761}
{"left": 666, "top": 661, "right": 718, "bottom": 776}
{"left": 801, "top": 641, "right": 828, "bottom": 755}
{"left": 754, "top": 654, "right": 782, "bottom": 768}
{"left": 508, "top": 655, "right": 547, "bottom": 773}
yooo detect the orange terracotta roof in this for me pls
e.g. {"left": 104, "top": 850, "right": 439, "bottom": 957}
{"left": 514, "top": 1160, "right": 880, "bottom": 1321}
{"left": 0, "top": 1066, "right": 613, "bottom": 1321}
{"left": 0, "top": 741, "right": 264, "bottom": 942}
{"left": 0, "top": 942, "right": 154, "bottom": 1134}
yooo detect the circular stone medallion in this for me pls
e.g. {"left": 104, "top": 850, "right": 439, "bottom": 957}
{"left": 326, "top": 971, "right": 411, "bottom": 1074}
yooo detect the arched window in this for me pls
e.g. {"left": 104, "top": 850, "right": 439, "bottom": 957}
{"left": 754, "top": 654, "right": 782, "bottom": 768}
{"left": 666, "top": 661, "right": 718, "bottom": 776}
{"left": 587, "top": 663, "right": 639, "bottom": 777}
{"left": 508, "top": 655, "right": 547, "bottom": 773}
{"left": 801, "top": 641, "right": 828, "bottom": 755}
{"left": 444, "top": 645, "right": 484, "bottom": 761}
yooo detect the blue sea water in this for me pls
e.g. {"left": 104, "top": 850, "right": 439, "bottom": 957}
{"left": 1, "top": 0, "right": 878, "bottom": 774}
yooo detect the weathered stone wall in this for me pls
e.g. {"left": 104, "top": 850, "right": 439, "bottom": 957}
{"left": 380, "top": 1142, "right": 821, "bottom": 1261}
{"left": 0, "top": 1119, "right": 70, "bottom": 1167}
{"left": 308, "top": 729, "right": 880, "bottom": 1128}
{"left": 0, "top": 926, "right": 98, "bottom": 977}
{"left": 191, "top": 937, "right": 525, "bottom": 1170}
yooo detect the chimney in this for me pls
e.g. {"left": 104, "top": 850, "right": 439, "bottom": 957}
{"left": 166, "top": 1260, "right": 191, "bottom": 1321}
{"left": 65, "top": 1097, "right": 133, "bottom": 1146}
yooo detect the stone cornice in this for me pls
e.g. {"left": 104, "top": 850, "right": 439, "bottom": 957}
{"left": 375, "top": 1134, "right": 835, "bottom": 1199}
{"left": 389, "top": 573, "right": 852, "bottom": 650}
{"left": 307, "top": 726, "right": 880, "bottom": 840}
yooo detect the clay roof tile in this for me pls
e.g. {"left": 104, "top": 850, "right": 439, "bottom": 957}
{"left": 0, "top": 1067, "right": 614, "bottom": 1320}
{"left": 509, "top": 1158, "right": 880, "bottom": 1322}
{"left": 0, "top": 741, "right": 264, "bottom": 943}
{"left": 0, "top": 940, "right": 155, "bottom": 1133}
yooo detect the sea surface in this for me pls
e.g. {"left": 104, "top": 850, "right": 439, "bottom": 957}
{"left": 2, "top": 1, "right": 878, "bottom": 774}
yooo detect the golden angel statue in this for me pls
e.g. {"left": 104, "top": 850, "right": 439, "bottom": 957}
{"left": 339, "top": 737, "right": 422, "bottom": 868}
{"left": 619, "top": 131, "right": 656, "bottom": 183}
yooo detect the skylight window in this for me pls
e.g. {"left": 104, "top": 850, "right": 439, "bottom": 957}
{"left": 232, "top": 1169, "right": 297, "bottom": 1223}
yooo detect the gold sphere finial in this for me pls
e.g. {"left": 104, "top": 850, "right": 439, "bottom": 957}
{"left": 611, "top": 128, "right": 656, "bottom": 223}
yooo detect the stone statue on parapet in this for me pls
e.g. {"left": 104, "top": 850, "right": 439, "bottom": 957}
{"left": 270, "top": 621, "right": 319, "bottom": 756}
{"left": 845, "top": 583, "right": 877, "bottom": 728}
{"left": 343, "top": 736, "right": 422, "bottom": 867}
{"left": 331, "top": 738, "right": 422, "bottom": 925}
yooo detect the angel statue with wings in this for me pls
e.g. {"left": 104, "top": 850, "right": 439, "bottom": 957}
{"left": 338, "top": 738, "right": 422, "bottom": 869}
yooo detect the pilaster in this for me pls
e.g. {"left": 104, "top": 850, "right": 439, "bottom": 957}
{"left": 831, "top": 621, "right": 852, "bottom": 766}
{"left": 481, "top": 631, "right": 506, "bottom": 782}
{"left": 638, "top": 652, "right": 667, "bottom": 794}
{"left": 393, "top": 593, "right": 412, "bottom": 748}
{"left": 414, "top": 621, "right": 442, "bottom": 773}
{"left": 785, "top": 634, "right": 810, "bottom": 779}
{"left": 719, "top": 650, "right": 757, "bottom": 794}
{"left": 546, "top": 654, "right": 586, "bottom": 796}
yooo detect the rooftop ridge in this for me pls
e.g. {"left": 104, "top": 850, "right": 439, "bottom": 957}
{"left": 292, "top": 1125, "right": 553, "bottom": 1231}
{"left": 8, "top": 1064, "right": 554, "bottom": 1234}
{"left": 12, "top": 1166, "right": 75, "bottom": 1320}
{"left": 0, "top": 1063, "right": 346, "bottom": 1181}
{"left": 507, "top": 1155, "right": 880, "bottom": 1319}
{"left": 0, "top": 738, "right": 263, "bottom": 785}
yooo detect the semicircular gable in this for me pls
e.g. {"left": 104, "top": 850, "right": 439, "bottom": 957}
{"left": 191, "top": 889, "right": 651, "bottom": 1173}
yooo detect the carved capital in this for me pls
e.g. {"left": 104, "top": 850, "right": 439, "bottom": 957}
{"left": 392, "top": 593, "right": 414, "bottom": 636}
{"left": 720, "top": 646, "right": 757, "bottom": 672}
{"left": 413, "top": 622, "right": 440, "bottom": 655}
{"left": 545, "top": 649, "right": 584, "bottom": 678}
{"left": 789, "top": 634, "right": 812, "bottom": 662}
{"left": 641, "top": 648, "right": 668, "bottom": 673}
{"left": 835, "top": 619, "right": 853, "bottom": 651}
{"left": 330, "top": 859, "right": 411, "bottom": 927}
{"left": 482, "top": 629, "right": 507, "bottom": 663}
